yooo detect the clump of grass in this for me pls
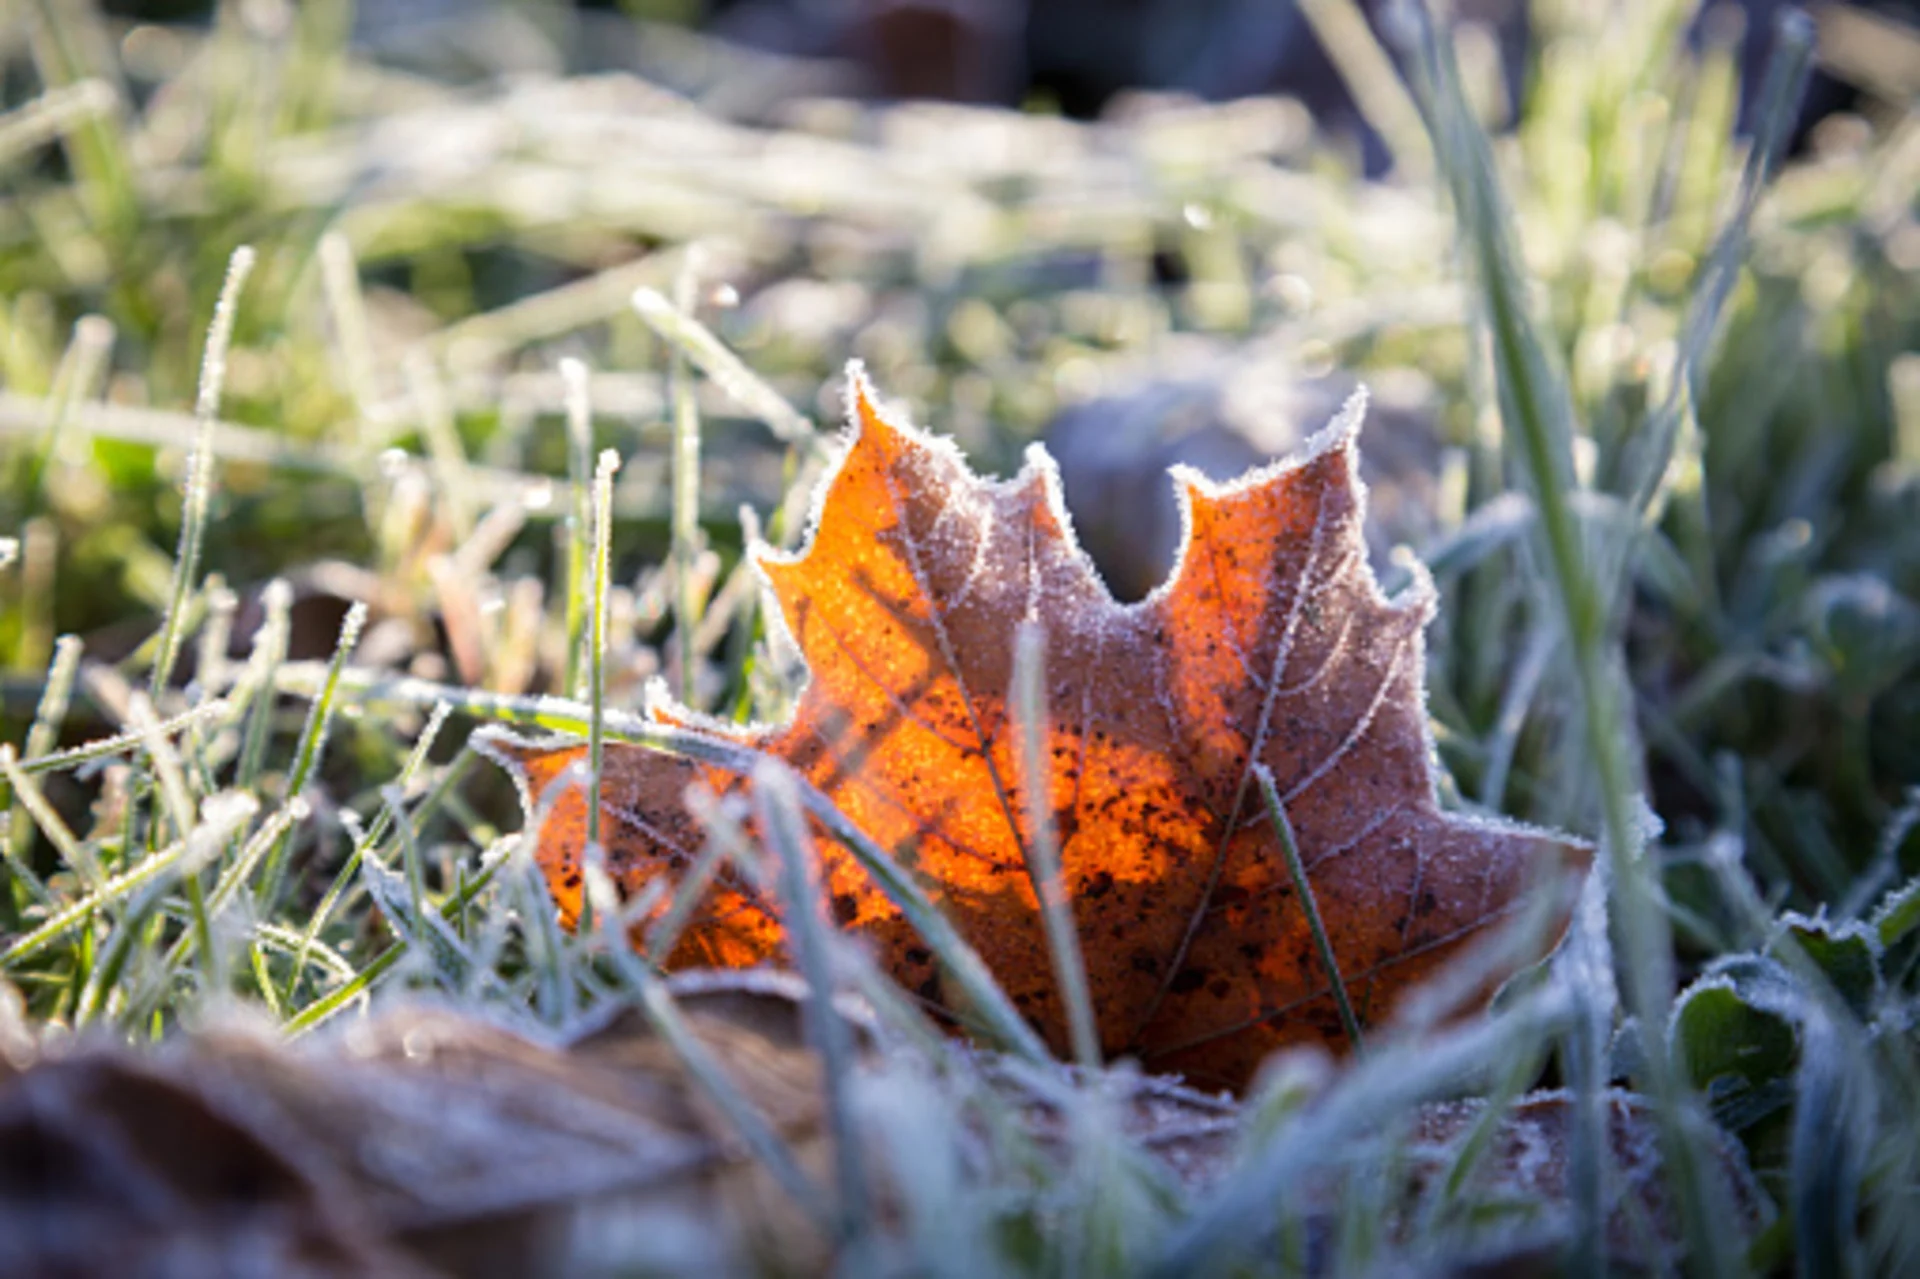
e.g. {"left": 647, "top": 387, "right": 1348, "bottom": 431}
{"left": 2, "top": 0, "right": 1918, "bottom": 1274}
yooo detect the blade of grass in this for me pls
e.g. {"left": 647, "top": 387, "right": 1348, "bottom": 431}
{"left": 609, "top": 936, "right": 839, "bottom": 1236}
{"left": 0, "top": 754, "right": 54, "bottom": 906}
{"left": 1559, "top": 875, "right": 1617, "bottom": 1279}
{"left": 1012, "top": 622, "right": 1101, "bottom": 1071}
{"left": 1843, "top": 786, "right": 1920, "bottom": 921}
{"left": 1424, "top": 1035, "right": 1547, "bottom": 1222}
{"left": 1393, "top": 4, "right": 1733, "bottom": 1272}
{"left": 318, "top": 231, "right": 382, "bottom": 439}
{"left": 190, "top": 580, "right": 237, "bottom": 704}
{"left": 753, "top": 759, "right": 873, "bottom": 1251}
{"left": 385, "top": 784, "right": 432, "bottom": 939}
{"left": 630, "top": 286, "right": 817, "bottom": 446}
{"left": 1254, "top": 762, "right": 1363, "bottom": 1052}
{"left": 585, "top": 446, "right": 620, "bottom": 885}
{"left": 1478, "top": 620, "right": 1553, "bottom": 811}
{"left": 429, "top": 249, "right": 678, "bottom": 367}
{"left": 0, "top": 742, "right": 102, "bottom": 891}
{"left": 248, "top": 938, "right": 286, "bottom": 1018}
{"left": 359, "top": 835, "right": 491, "bottom": 1003}
{"left": 0, "top": 77, "right": 118, "bottom": 170}
{"left": 151, "top": 245, "right": 255, "bottom": 700}
{"left": 257, "top": 601, "right": 367, "bottom": 909}
{"left": 0, "top": 391, "right": 570, "bottom": 499}
{"left": 668, "top": 256, "right": 706, "bottom": 708}
{"left": 280, "top": 703, "right": 455, "bottom": 1002}
{"left": 4, "top": 633, "right": 81, "bottom": 894}
{"left": 559, "top": 359, "right": 594, "bottom": 697}
{"left": 126, "top": 691, "right": 213, "bottom": 976}
{"left": 73, "top": 883, "right": 168, "bottom": 1030}
{"left": 1295, "top": 0, "right": 1433, "bottom": 180}
{"left": 8, "top": 520, "right": 56, "bottom": 675}
{"left": 402, "top": 351, "right": 477, "bottom": 543}
{"left": 516, "top": 833, "right": 579, "bottom": 1024}
{"left": 236, "top": 579, "right": 292, "bottom": 790}
{"left": 21, "top": 314, "right": 113, "bottom": 511}
{"left": 127, "top": 692, "right": 196, "bottom": 844}
{"left": 13, "top": 695, "right": 236, "bottom": 782}
{"left": 1791, "top": 1010, "right": 1871, "bottom": 1279}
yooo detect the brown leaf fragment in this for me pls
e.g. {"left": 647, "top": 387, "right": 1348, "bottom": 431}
{"left": 0, "top": 981, "right": 851, "bottom": 1278}
{"left": 0, "top": 1049, "right": 426, "bottom": 1278}
{"left": 487, "top": 368, "right": 1591, "bottom": 1090}
{"left": 1396, "top": 1090, "right": 1772, "bottom": 1275}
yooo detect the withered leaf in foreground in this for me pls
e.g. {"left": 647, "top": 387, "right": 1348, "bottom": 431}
{"left": 0, "top": 977, "right": 844, "bottom": 1279}
{"left": 0, "top": 987, "right": 1765, "bottom": 1276}
{"left": 487, "top": 369, "right": 1590, "bottom": 1089}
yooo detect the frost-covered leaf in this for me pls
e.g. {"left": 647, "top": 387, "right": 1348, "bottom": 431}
{"left": 1790, "top": 1011, "right": 1874, "bottom": 1279}
{"left": 1870, "top": 871, "right": 1920, "bottom": 952}
{"left": 1671, "top": 956, "right": 1802, "bottom": 1136}
{"left": 1769, "top": 913, "right": 1882, "bottom": 1020}
{"left": 487, "top": 370, "right": 1590, "bottom": 1089}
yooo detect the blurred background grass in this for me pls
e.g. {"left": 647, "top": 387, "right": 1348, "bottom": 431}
{"left": 1, "top": 0, "right": 1918, "bottom": 1270}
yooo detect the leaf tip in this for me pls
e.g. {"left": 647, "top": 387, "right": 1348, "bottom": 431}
{"left": 842, "top": 357, "right": 884, "bottom": 438}
{"left": 1166, "top": 383, "right": 1369, "bottom": 510}
{"left": 640, "top": 674, "right": 678, "bottom": 721}
{"left": 1324, "top": 384, "right": 1369, "bottom": 449}
{"left": 469, "top": 722, "right": 539, "bottom": 775}
{"left": 471, "top": 725, "right": 591, "bottom": 813}
{"left": 470, "top": 724, "right": 548, "bottom": 819}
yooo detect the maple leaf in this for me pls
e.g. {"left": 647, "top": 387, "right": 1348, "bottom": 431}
{"left": 487, "top": 368, "right": 1590, "bottom": 1090}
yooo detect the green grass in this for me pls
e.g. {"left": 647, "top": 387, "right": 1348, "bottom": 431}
{"left": 3, "top": 0, "right": 1918, "bottom": 1273}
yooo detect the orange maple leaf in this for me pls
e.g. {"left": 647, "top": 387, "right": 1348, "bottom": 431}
{"left": 486, "top": 369, "right": 1590, "bottom": 1090}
